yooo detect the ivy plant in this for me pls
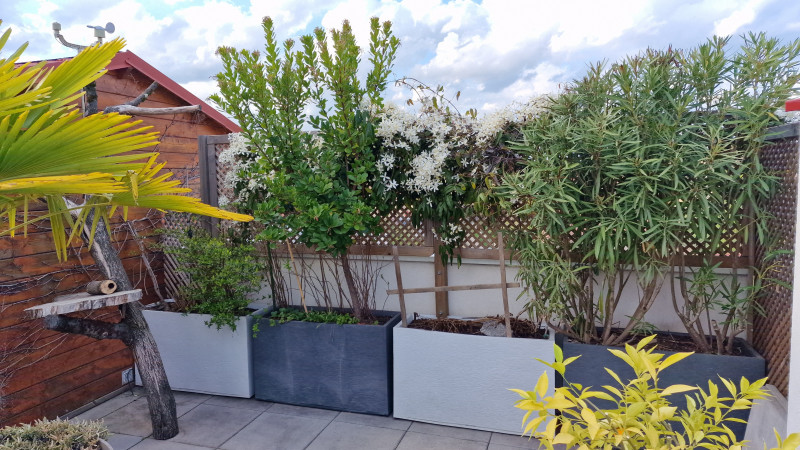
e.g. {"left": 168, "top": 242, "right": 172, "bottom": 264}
{"left": 211, "top": 17, "right": 399, "bottom": 321}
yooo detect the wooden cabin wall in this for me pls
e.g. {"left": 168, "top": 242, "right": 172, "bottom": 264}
{"left": 0, "top": 67, "right": 230, "bottom": 426}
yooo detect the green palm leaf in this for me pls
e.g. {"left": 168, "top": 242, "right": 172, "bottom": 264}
{"left": 0, "top": 21, "right": 252, "bottom": 260}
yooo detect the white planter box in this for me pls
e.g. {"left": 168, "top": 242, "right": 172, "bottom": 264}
{"left": 393, "top": 315, "right": 555, "bottom": 435}
{"left": 135, "top": 309, "right": 258, "bottom": 398}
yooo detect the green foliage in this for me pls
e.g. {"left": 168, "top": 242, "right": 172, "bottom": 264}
{"left": 0, "top": 418, "right": 109, "bottom": 450}
{"left": 511, "top": 336, "right": 800, "bottom": 450}
{"left": 162, "top": 229, "right": 264, "bottom": 331}
{"left": 268, "top": 307, "right": 362, "bottom": 326}
{"left": 210, "top": 17, "right": 398, "bottom": 256}
{"left": 504, "top": 33, "right": 800, "bottom": 347}
{"left": 211, "top": 17, "right": 399, "bottom": 321}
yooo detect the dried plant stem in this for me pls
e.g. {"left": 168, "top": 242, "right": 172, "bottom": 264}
{"left": 285, "top": 240, "right": 308, "bottom": 313}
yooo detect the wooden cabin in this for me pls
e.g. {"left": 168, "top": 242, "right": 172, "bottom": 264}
{"left": 0, "top": 50, "right": 238, "bottom": 425}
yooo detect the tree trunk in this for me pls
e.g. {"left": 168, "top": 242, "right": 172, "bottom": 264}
{"left": 66, "top": 211, "right": 178, "bottom": 439}
{"left": 339, "top": 253, "right": 365, "bottom": 321}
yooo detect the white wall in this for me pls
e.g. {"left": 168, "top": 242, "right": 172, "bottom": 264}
{"left": 257, "top": 253, "right": 745, "bottom": 332}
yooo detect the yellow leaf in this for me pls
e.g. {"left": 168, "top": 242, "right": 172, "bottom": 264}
{"left": 544, "top": 416, "right": 558, "bottom": 440}
{"left": 535, "top": 371, "right": 549, "bottom": 398}
{"left": 659, "top": 352, "right": 693, "bottom": 371}
{"left": 522, "top": 416, "right": 546, "bottom": 435}
{"left": 552, "top": 433, "right": 575, "bottom": 445}
{"left": 661, "top": 384, "right": 698, "bottom": 397}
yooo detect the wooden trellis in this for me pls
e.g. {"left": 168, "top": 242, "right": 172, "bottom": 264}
{"left": 387, "top": 232, "right": 520, "bottom": 335}
{"left": 752, "top": 124, "right": 800, "bottom": 396}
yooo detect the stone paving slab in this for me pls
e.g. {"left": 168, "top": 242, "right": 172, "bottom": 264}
{"left": 396, "top": 431, "right": 489, "bottom": 450}
{"left": 170, "top": 404, "right": 261, "bottom": 448}
{"left": 220, "top": 411, "right": 330, "bottom": 450}
{"left": 105, "top": 433, "right": 143, "bottom": 450}
{"left": 79, "top": 389, "right": 547, "bottom": 449}
{"left": 306, "top": 421, "right": 405, "bottom": 450}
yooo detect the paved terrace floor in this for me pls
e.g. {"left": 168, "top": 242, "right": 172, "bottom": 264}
{"left": 71, "top": 388, "right": 549, "bottom": 450}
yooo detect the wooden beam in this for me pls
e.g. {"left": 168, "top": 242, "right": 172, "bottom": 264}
{"left": 392, "top": 246, "right": 408, "bottom": 327}
{"left": 25, "top": 289, "right": 143, "bottom": 319}
{"left": 387, "top": 282, "right": 520, "bottom": 296}
{"left": 498, "top": 232, "right": 512, "bottom": 338}
{"left": 433, "top": 238, "right": 449, "bottom": 318}
{"left": 104, "top": 105, "right": 201, "bottom": 115}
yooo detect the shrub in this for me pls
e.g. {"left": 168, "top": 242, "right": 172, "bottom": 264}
{"left": 0, "top": 418, "right": 109, "bottom": 450}
{"left": 504, "top": 33, "right": 800, "bottom": 349}
{"left": 511, "top": 336, "right": 800, "bottom": 449}
{"left": 211, "top": 17, "right": 398, "bottom": 321}
{"left": 162, "top": 229, "right": 264, "bottom": 331}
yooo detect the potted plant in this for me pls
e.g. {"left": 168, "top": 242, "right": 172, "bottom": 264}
{"left": 367, "top": 89, "right": 555, "bottom": 432}
{"left": 0, "top": 418, "right": 112, "bottom": 449}
{"left": 136, "top": 228, "right": 266, "bottom": 398}
{"left": 503, "top": 34, "right": 800, "bottom": 440}
{"left": 211, "top": 17, "right": 401, "bottom": 415}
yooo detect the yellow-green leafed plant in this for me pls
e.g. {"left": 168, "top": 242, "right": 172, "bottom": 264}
{"left": 511, "top": 335, "right": 800, "bottom": 450}
{"left": 0, "top": 21, "right": 251, "bottom": 259}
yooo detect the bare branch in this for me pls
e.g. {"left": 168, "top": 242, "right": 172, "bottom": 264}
{"left": 126, "top": 81, "right": 159, "bottom": 106}
{"left": 44, "top": 315, "right": 131, "bottom": 343}
{"left": 104, "top": 104, "right": 201, "bottom": 115}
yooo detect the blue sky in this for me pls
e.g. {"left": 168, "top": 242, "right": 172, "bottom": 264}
{"left": 2, "top": 0, "right": 800, "bottom": 114}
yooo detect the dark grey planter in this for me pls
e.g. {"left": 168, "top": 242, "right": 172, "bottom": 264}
{"left": 252, "top": 308, "right": 401, "bottom": 416}
{"left": 556, "top": 332, "right": 765, "bottom": 440}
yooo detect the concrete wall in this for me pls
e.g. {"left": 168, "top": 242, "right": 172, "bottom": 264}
{"left": 257, "top": 253, "right": 746, "bottom": 333}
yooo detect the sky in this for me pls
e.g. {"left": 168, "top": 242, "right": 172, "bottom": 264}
{"left": 2, "top": 0, "right": 800, "bottom": 116}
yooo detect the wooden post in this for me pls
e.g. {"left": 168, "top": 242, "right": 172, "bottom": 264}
{"left": 45, "top": 209, "right": 179, "bottom": 440}
{"left": 497, "top": 232, "right": 512, "bottom": 338}
{"left": 433, "top": 239, "right": 449, "bottom": 318}
{"left": 392, "top": 246, "right": 408, "bottom": 327}
{"left": 428, "top": 219, "right": 449, "bottom": 318}
{"left": 198, "top": 135, "right": 219, "bottom": 237}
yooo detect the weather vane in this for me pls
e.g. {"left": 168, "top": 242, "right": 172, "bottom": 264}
{"left": 52, "top": 21, "right": 115, "bottom": 52}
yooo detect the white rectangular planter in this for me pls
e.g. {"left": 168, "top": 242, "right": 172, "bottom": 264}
{"left": 135, "top": 309, "right": 258, "bottom": 398}
{"left": 393, "top": 315, "right": 555, "bottom": 435}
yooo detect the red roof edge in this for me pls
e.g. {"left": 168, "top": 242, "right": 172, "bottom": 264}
{"left": 786, "top": 98, "right": 800, "bottom": 112}
{"left": 109, "top": 51, "right": 241, "bottom": 133}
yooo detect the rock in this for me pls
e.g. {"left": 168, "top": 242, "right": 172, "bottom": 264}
{"left": 480, "top": 321, "right": 508, "bottom": 337}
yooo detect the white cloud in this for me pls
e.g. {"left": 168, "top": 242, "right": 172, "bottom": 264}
{"left": 5, "top": 0, "right": 796, "bottom": 119}
{"left": 713, "top": 0, "right": 769, "bottom": 36}
{"left": 183, "top": 80, "right": 218, "bottom": 102}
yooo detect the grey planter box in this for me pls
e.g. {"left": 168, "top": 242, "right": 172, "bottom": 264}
{"left": 252, "top": 309, "right": 401, "bottom": 416}
{"left": 556, "top": 332, "right": 766, "bottom": 440}
{"left": 136, "top": 308, "right": 261, "bottom": 398}
{"left": 393, "top": 315, "right": 555, "bottom": 434}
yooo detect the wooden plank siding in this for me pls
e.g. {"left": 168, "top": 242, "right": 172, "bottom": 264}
{"left": 0, "top": 59, "right": 233, "bottom": 425}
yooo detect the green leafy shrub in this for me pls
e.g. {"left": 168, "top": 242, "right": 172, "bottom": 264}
{"left": 268, "top": 307, "right": 361, "bottom": 326}
{"left": 511, "top": 335, "right": 800, "bottom": 449}
{"left": 162, "top": 229, "right": 264, "bottom": 331}
{"left": 0, "top": 418, "right": 109, "bottom": 449}
{"left": 211, "top": 17, "right": 398, "bottom": 321}
{"left": 504, "top": 33, "right": 800, "bottom": 349}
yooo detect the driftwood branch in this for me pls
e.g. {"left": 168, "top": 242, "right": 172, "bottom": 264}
{"left": 44, "top": 315, "right": 131, "bottom": 343}
{"left": 127, "top": 82, "right": 159, "bottom": 106}
{"left": 104, "top": 104, "right": 201, "bottom": 115}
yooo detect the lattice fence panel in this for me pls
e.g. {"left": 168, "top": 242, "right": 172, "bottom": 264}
{"left": 355, "top": 207, "right": 428, "bottom": 247}
{"left": 457, "top": 215, "right": 524, "bottom": 250}
{"left": 752, "top": 128, "right": 798, "bottom": 397}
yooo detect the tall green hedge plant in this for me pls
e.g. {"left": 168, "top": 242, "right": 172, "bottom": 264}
{"left": 211, "top": 18, "right": 399, "bottom": 321}
{"left": 505, "top": 34, "right": 800, "bottom": 349}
